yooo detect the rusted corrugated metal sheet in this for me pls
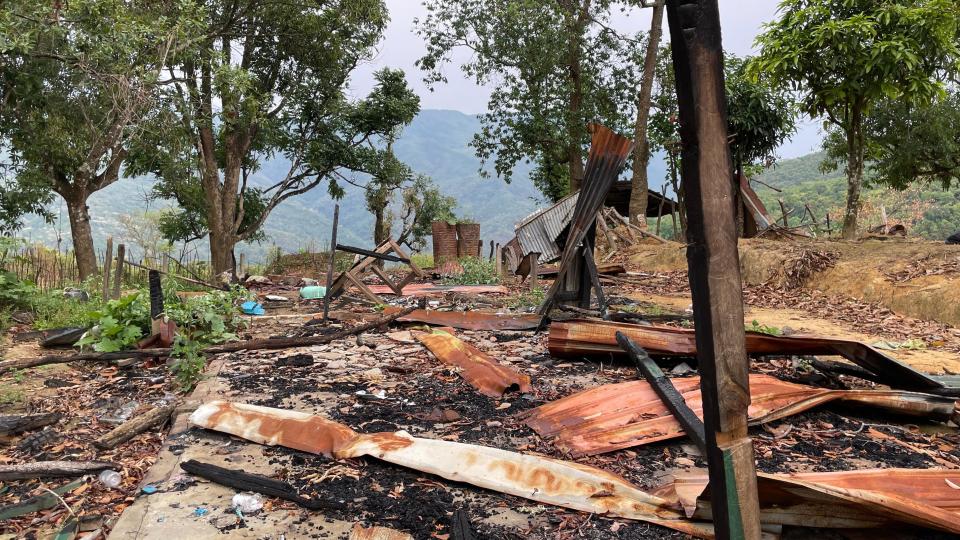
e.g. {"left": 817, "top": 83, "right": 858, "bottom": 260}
{"left": 366, "top": 283, "right": 509, "bottom": 296}
{"left": 189, "top": 401, "right": 713, "bottom": 538}
{"left": 515, "top": 192, "right": 579, "bottom": 264}
{"left": 413, "top": 329, "right": 532, "bottom": 397}
{"left": 538, "top": 126, "right": 634, "bottom": 315}
{"left": 521, "top": 373, "right": 956, "bottom": 456}
{"left": 666, "top": 469, "right": 960, "bottom": 534}
{"left": 740, "top": 174, "right": 773, "bottom": 229}
{"left": 549, "top": 320, "right": 946, "bottom": 392}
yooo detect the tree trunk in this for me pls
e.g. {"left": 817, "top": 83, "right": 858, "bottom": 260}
{"left": 628, "top": 0, "right": 666, "bottom": 226}
{"left": 63, "top": 189, "right": 98, "bottom": 280}
{"left": 565, "top": 0, "right": 591, "bottom": 194}
{"left": 209, "top": 227, "right": 235, "bottom": 278}
{"left": 841, "top": 105, "right": 864, "bottom": 240}
{"left": 373, "top": 205, "right": 390, "bottom": 269}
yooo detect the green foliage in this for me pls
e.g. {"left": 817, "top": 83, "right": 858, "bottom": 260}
{"left": 746, "top": 320, "right": 781, "bottom": 336}
{"left": 416, "top": 0, "right": 647, "bottom": 201}
{"left": 752, "top": 0, "right": 960, "bottom": 236}
{"left": 0, "top": 270, "right": 37, "bottom": 311}
{"left": 410, "top": 253, "right": 435, "bottom": 270}
{"left": 397, "top": 176, "right": 458, "bottom": 251}
{"left": 443, "top": 257, "right": 500, "bottom": 286}
{"left": 76, "top": 293, "right": 150, "bottom": 352}
{"left": 126, "top": 0, "right": 419, "bottom": 271}
{"left": 725, "top": 55, "right": 797, "bottom": 171}
{"left": 166, "top": 285, "right": 249, "bottom": 391}
{"left": 507, "top": 287, "right": 545, "bottom": 310}
{"left": 823, "top": 88, "right": 960, "bottom": 191}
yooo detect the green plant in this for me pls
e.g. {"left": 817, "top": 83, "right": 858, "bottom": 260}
{"left": 75, "top": 293, "right": 150, "bottom": 352}
{"left": 170, "top": 333, "right": 206, "bottom": 392}
{"left": 746, "top": 320, "right": 781, "bottom": 336}
{"left": 507, "top": 287, "right": 545, "bottom": 310}
{"left": 410, "top": 253, "right": 434, "bottom": 270}
{"left": 0, "top": 270, "right": 38, "bottom": 311}
{"left": 443, "top": 257, "right": 500, "bottom": 286}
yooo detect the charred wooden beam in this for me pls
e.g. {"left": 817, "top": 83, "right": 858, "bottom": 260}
{"left": 336, "top": 244, "right": 409, "bottom": 264}
{"left": 666, "top": 0, "right": 761, "bottom": 537}
{"left": 0, "top": 412, "right": 61, "bottom": 436}
{"left": 180, "top": 460, "right": 341, "bottom": 510}
{"left": 93, "top": 404, "right": 176, "bottom": 450}
{"left": 616, "top": 332, "right": 706, "bottom": 453}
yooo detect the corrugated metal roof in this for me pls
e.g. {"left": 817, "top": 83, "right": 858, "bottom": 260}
{"left": 515, "top": 192, "right": 579, "bottom": 263}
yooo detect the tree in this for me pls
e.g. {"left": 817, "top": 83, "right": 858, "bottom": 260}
{"left": 0, "top": 166, "right": 53, "bottom": 234}
{"left": 363, "top": 139, "right": 410, "bottom": 249}
{"left": 753, "top": 0, "right": 960, "bottom": 239}
{"left": 127, "top": 0, "right": 420, "bottom": 276}
{"left": 395, "top": 176, "right": 457, "bottom": 252}
{"left": 647, "top": 44, "right": 684, "bottom": 238}
{"left": 0, "top": 0, "right": 201, "bottom": 278}
{"left": 416, "top": 0, "right": 645, "bottom": 202}
{"left": 628, "top": 0, "right": 665, "bottom": 226}
{"left": 823, "top": 86, "right": 960, "bottom": 191}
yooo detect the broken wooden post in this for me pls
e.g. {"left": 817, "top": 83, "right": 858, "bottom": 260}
{"left": 238, "top": 253, "right": 246, "bottom": 276}
{"left": 102, "top": 236, "right": 113, "bottom": 300}
{"left": 0, "top": 461, "right": 118, "bottom": 482}
{"left": 93, "top": 404, "right": 176, "bottom": 450}
{"left": 488, "top": 240, "right": 494, "bottom": 261}
{"left": 495, "top": 244, "right": 502, "bottom": 276}
{"left": 666, "top": 0, "right": 761, "bottom": 538}
{"left": 112, "top": 243, "right": 125, "bottom": 300}
{"left": 322, "top": 204, "right": 340, "bottom": 324}
{"left": 616, "top": 332, "right": 706, "bottom": 453}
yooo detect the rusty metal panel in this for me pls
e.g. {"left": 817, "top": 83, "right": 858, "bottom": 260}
{"left": 413, "top": 329, "right": 532, "bottom": 397}
{"left": 189, "top": 401, "right": 712, "bottom": 538}
{"left": 515, "top": 192, "right": 579, "bottom": 264}
{"left": 549, "top": 320, "right": 946, "bottom": 392}
{"left": 366, "top": 283, "right": 509, "bottom": 297}
{"left": 669, "top": 469, "right": 960, "bottom": 534}
{"left": 521, "top": 373, "right": 956, "bottom": 456}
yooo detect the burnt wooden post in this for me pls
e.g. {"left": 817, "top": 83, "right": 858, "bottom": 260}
{"left": 527, "top": 253, "right": 539, "bottom": 292}
{"left": 112, "top": 244, "right": 126, "bottom": 300}
{"left": 494, "top": 243, "right": 502, "bottom": 276}
{"left": 666, "top": 1, "right": 761, "bottom": 538}
{"left": 321, "top": 205, "right": 339, "bottom": 324}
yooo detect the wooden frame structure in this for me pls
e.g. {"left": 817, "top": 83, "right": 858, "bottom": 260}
{"left": 326, "top": 238, "right": 426, "bottom": 304}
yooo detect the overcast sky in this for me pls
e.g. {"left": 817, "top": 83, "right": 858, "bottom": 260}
{"left": 349, "top": 0, "right": 822, "bottom": 159}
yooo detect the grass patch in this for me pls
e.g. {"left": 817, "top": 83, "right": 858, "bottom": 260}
{"left": 507, "top": 287, "right": 545, "bottom": 309}
{"left": 410, "top": 253, "right": 434, "bottom": 269}
{"left": 442, "top": 257, "right": 500, "bottom": 286}
{"left": 746, "top": 319, "right": 782, "bottom": 336}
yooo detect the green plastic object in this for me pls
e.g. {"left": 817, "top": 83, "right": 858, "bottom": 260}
{"left": 299, "top": 285, "right": 327, "bottom": 300}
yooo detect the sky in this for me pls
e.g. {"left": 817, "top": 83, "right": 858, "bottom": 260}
{"left": 349, "top": 0, "right": 823, "bottom": 159}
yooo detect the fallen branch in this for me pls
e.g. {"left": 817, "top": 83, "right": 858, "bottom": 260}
{"left": 0, "top": 461, "right": 117, "bottom": 481}
{"left": 0, "top": 306, "right": 418, "bottom": 374}
{"left": 180, "top": 459, "right": 341, "bottom": 511}
{"left": 808, "top": 358, "right": 884, "bottom": 385}
{"left": 93, "top": 404, "right": 177, "bottom": 450}
{"left": 0, "top": 413, "right": 61, "bottom": 436}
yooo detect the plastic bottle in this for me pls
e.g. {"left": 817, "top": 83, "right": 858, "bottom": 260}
{"left": 299, "top": 285, "right": 327, "bottom": 300}
{"left": 232, "top": 492, "right": 264, "bottom": 513}
{"left": 99, "top": 469, "right": 121, "bottom": 489}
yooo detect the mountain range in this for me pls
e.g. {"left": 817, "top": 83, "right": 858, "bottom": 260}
{"left": 19, "top": 109, "right": 669, "bottom": 262}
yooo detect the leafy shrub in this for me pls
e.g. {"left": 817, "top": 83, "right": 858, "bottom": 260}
{"left": 0, "top": 270, "right": 37, "bottom": 311}
{"left": 746, "top": 319, "right": 781, "bottom": 336}
{"left": 76, "top": 293, "right": 150, "bottom": 352}
{"left": 443, "top": 257, "right": 500, "bottom": 285}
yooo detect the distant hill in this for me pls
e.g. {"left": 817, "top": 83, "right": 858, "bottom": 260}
{"left": 754, "top": 153, "right": 960, "bottom": 240}
{"left": 19, "top": 109, "right": 669, "bottom": 262}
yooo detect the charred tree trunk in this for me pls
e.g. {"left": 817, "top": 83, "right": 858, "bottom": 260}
{"left": 666, "top": 1, "right": 761, "bottom": 538}
{"left": 628, "top": 0, "right": 666, "bottom": 226}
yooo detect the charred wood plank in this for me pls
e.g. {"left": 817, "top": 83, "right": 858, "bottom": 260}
{"left": 93, "top": 404, "right": 176, "bottom": 450}
{"left": 0, "top": 412, "right": 61, "bottom": 436}
{"left": 449, "top": 509, "right": 475, "bottom": 540}
{"left": 336, "top": 244, "right": 409, "bottom": 264}
{"left": 616, "top": 331, "right": 706, "bottom": 454}
{"left": 180, "top": 460, "right": 341, "bottom": 511}
{"left": 0, "top": 460, "right": 117, "bottom": 481}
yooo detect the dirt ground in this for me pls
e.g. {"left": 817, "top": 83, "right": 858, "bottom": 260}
{"left": 627, "top": 238, "right": 960, "bottom": 327}
{"left": 2, "top": 254, "right": 960, "bottom": 540}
